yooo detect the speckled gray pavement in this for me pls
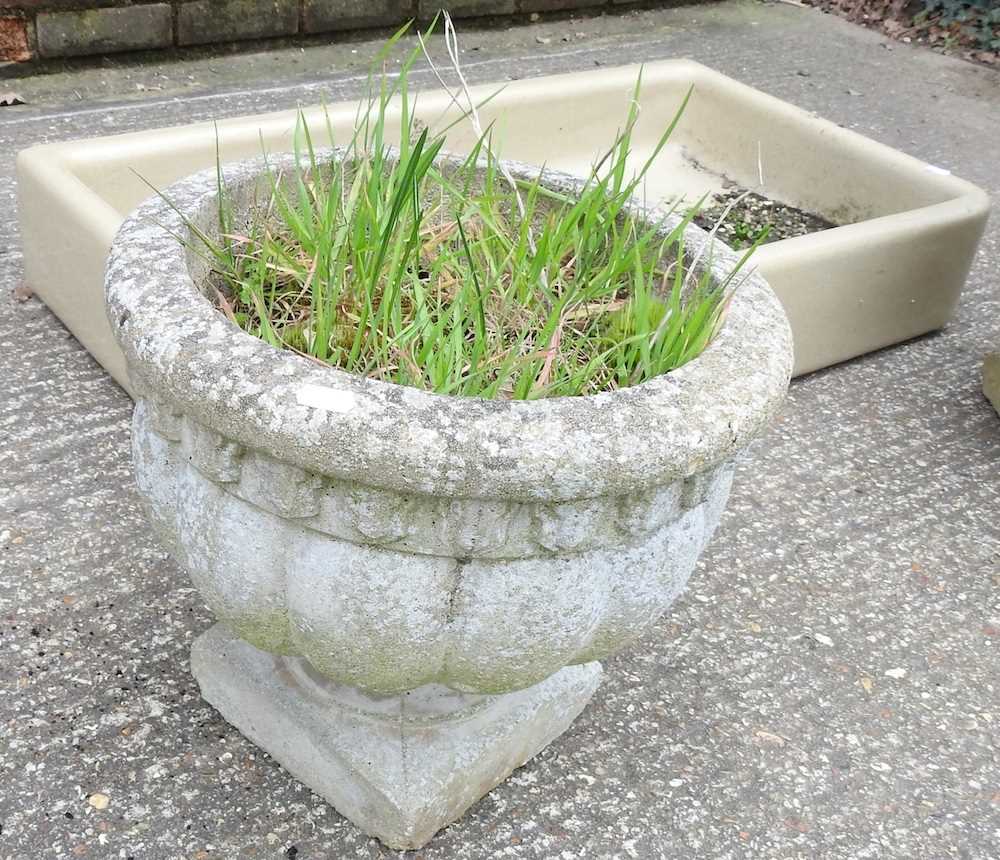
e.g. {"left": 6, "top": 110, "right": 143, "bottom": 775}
{"left": 1, "top": 2, "right": 998, "bottom": 858}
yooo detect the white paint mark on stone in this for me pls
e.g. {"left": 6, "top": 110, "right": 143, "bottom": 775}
{"left": 296, "top": 384, "right": 358, "bottom": 414}
{"left": 88, "top": 792, "right": 110, "bottom": 810}
{"left": 884, "top": 667, "right": 907, "bottom": 679}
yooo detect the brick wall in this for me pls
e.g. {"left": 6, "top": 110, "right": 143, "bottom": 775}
{"left": 0, "top": 1, "right": 699, "bottom": 64}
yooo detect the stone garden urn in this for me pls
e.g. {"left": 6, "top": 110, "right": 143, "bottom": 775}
{"left": 106, "top": 151, "right": 793, "bottom": 849}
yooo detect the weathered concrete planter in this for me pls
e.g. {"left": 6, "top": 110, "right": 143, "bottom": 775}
{"left": 107, "top": 150, "right": 793, "bottom": 849}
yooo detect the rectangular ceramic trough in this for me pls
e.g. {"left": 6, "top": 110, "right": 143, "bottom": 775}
{"left": 17, "top": 60, "right": 989, "bottom": 393}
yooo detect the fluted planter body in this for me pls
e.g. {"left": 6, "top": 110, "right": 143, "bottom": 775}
{"left": 107, "top": 151, "right": 793, "bottom": 848}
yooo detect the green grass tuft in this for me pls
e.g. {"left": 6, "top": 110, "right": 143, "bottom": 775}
{"left": 169, "top": 24, "right": 762, "bottom": 400}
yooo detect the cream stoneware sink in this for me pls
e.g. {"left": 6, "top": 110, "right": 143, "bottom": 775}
{"left": 16, "top": 59, "right": 990, "bottom": 394}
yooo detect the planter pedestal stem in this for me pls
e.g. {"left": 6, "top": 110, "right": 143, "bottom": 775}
{"left": 191, "top": 624, "right": 603, "bottom": 850}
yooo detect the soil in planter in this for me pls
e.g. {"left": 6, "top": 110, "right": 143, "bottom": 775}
{"left": 692, "top": 186, "right": 838, "bottom": 250}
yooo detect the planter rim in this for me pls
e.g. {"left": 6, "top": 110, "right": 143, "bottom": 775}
{"left": 106, "top": 150, "right": 793, "bottom": 502}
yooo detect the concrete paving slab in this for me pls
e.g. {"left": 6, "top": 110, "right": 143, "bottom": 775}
{"left": 1, "top": 2, "right": 998, "bottom": 858}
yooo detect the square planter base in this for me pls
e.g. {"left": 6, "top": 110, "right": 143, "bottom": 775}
{"left": 190, "top": 624, "right": 603, "bottom": 850}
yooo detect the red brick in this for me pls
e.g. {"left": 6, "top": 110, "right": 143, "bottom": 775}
{"left": 0, "top": 16, "right": 31, "bottom": 62}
